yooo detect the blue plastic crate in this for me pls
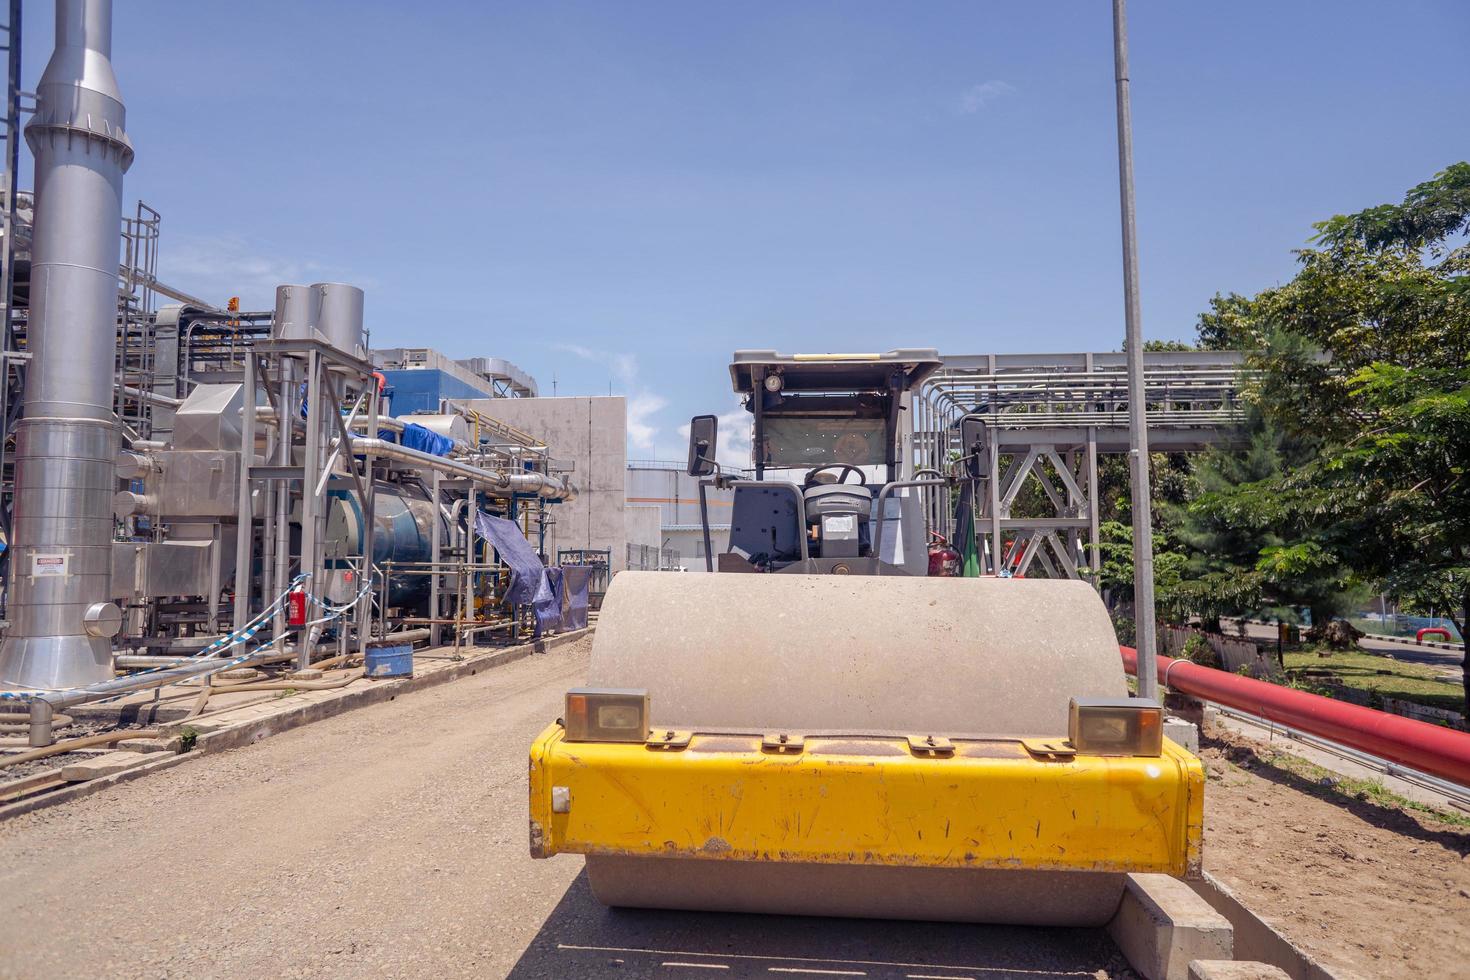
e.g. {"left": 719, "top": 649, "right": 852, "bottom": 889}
{"left": 364, "top": 642, "right": 413, "bottom": 679}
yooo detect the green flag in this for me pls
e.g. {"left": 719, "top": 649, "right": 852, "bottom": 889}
{"left": 954, "top": 479, "right": 982, "bottom": 577}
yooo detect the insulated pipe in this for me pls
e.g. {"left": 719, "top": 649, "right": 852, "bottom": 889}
{"left": 346, "top": 437, "right": 578, "bottom": 502}
{"left": 117, "top": 384, "right": 182, "bottom": 409}
{"left": 1120, "top": 646, "right": 1470, "bottom": 788}
{"left": 0, "top": 0, "right": 133, "bottom": 690}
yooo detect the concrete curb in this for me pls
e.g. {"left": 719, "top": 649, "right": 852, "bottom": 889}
{"left": 1189, "top": 872, "right": 1351, "bottom": 980}
{"left": 0, "top": 628, "right": 591, "bottom": 822}
{"left": 1108, "top": 873, "right": 1233, "bottom": 980}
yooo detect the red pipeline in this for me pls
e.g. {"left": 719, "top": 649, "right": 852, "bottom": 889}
{"left": 1120, "top": 645, "right": 1470, "bottom": 788}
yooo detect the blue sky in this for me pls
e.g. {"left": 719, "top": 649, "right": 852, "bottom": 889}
{"left": 22, "top": 1, "right": 1470, "bottom": 462}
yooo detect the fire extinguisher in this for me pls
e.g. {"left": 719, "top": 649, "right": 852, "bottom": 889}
{"left": 927, "top": 533, "right": 960, "bottom": 577}
{"left": 287, "top": 588, "right": 308, "bottom": 628}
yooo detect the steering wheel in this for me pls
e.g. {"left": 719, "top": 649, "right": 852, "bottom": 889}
{"left": 803, "top": 464, "right": 865, "bottom": 488}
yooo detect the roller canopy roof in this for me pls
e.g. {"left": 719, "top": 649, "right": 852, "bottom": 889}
{"left": 730, "top": 349, "right": 942, "bottom": 395}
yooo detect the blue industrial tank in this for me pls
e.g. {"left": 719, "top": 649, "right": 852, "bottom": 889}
{"left": 326, "top": 483, "right": 446, "bottom": 609}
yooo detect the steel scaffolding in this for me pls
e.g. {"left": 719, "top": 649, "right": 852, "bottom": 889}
{"left": 914, "top": 350, "right": 1247, "bottom": 580}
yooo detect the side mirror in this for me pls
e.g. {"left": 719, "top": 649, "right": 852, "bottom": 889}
{"left": 959, "top": 416, "right": 989, "bottom": 478}
{"left": 687, "top": 414, "right": 719, "bottom": 477}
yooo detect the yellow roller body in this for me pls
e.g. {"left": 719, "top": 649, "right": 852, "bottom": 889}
{"left": 530, "top": 726, "right": 1204, "bottom": 868}
{"left": 533, "top": 571, "right": 1204, "bottom": 925}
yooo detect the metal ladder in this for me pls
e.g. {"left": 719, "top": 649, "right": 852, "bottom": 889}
{"left": 0, "top": 0, "right": 27, "bottom": 602}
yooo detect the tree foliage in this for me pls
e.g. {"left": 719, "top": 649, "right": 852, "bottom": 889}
{"left": 1182, "top": 163, "right": 1470, "bottom": 701}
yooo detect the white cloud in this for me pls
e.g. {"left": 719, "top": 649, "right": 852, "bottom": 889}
{"left": 626, "top": 391, "right": 668, "bottom": 452}
{"left": 677, "top": 403, "right": 751, "bottom": 470}
{"left": 162, "top": 234, "right": 361, "bottom": 311}
{"left": 555, "top": 343, "right": 673, "bottom": 458}
{"left": 957, "top": 80, "right": 1016, "bottom": 115}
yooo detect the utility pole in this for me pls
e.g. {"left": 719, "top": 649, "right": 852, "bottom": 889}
{"left": 1112, "top": 0, "right": 1158, "bottom": 700}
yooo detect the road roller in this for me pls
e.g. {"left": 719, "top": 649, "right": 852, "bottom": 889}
{"left": 529, "top": 350, "right": 1203, "bottom": 926}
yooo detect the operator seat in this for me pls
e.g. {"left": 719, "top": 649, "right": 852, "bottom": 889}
{"left": 804, "top": 483, "right": 871, "bottom": 559}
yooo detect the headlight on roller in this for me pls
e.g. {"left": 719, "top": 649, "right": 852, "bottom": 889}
{"left": 1068, "top": 697, "right": 1163, "bottom": 756}
{"left": 563, "top": 688, "right": 649, "bottom": 742}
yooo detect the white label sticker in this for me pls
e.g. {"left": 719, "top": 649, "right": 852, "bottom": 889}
{"left": 823, "top": 515, "right": 857, "bottom": 535}
{"left": 31, "top": 553, "right": 68, "bottom": 576}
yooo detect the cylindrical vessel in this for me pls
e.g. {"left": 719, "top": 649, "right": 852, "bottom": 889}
{"left": 395, "top": 413, "right": 469, "bottom": 448}
{"left": 326, "top": 482, "right": 446, "bottom": 608}
{"left": 272, "top": 284, "right": 320, "bottom": 342}
{"left": 0, "top": 0, "right": 133, "bottom": 689}
{"left": 312, "top": 282, "right": 365, "bottom": 358}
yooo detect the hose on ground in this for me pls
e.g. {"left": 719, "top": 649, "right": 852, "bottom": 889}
{"left": 0, "top": 713, "right": 73, "bottom": 730}
{"left": 207, "top": 668, "right": 365, "bottom": 694}
{"left": 0, "top": 728, "right": 165, "bottom": 771}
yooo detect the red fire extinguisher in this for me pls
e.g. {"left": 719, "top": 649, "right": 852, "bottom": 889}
{"left": 287, "top": 588, "right": 308, "bottom": 628}
{"left": 927, "top": 533, "right": 960, "bottom": 577}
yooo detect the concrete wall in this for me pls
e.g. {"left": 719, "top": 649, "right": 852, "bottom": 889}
{"left": 625, "top": 462, "right": 736, "bottom": 527}
{"left": 662, "top": 527, "right": 717, "bottom": 572}
{"left": 625, "top": 505, "right": 662, "bottom": 550}
{"left": 464, "top": 396, "right": 628, "bottom": 571}
{"left": 625, "top": 461, "right": 739, "bottom": 572}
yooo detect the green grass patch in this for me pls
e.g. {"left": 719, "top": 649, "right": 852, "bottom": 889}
{"left": 1283, "top": 646, "right": 1464, "bottom": 714}
{"left": 1258, "top": 744, "right": 1470, "bottom": 829}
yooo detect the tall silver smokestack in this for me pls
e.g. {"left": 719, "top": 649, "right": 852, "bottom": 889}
{"left": 0, "top": 0, "right": 132, "bottom": 689}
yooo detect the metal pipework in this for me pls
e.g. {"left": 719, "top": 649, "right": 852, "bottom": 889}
{"left": 347, "top": 437, "right": 578, "bottom": 501}
{"left": 0, "top": 0, "right": 133, "bottom": 690}
{"left": 24, "top": 641, "right": 282, "bottom": 747}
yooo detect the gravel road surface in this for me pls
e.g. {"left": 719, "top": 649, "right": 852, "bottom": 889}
{"left": 0, "top": 637, "right": 1128, "bottom": 979}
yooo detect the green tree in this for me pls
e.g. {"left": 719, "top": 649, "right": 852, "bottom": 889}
{"left": 1195, "top": 164, "right": 1470, "bottom": 702}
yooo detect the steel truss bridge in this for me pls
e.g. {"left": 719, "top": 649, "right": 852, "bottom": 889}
{"left": 912, "top": 350, "right": 1248, "bottom": 580}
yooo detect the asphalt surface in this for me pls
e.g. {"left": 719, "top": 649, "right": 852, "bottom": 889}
{"left": 0, "top": 636, "right": 1128, "bottom": 979}
{"left": 1233, "top": 619, "right": 1465, "bottom": 675}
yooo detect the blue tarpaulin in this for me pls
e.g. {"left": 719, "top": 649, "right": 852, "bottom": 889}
{"left": 539, "top": 566, "right": 566, "bottom": 634}
{"left": 401, "top": 422, "right": 454, "bottom": 457}
{"left": 558, "top": 565, "right": 591, "bottom": 631}
{"left": 474, "top": 513, "right": 552, "bottom": 607}
{"left": 472, "top": 513, "right": 588, "bottom": 634}
{"left": 533, "top": 565, "right": 589, "bottom": 634}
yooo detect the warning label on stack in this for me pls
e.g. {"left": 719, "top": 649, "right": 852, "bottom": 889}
{"left": 31, "top": 554, "right": 68, "bottom": 576}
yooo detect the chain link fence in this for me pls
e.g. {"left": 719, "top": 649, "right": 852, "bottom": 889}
{"left": 626, "top": 543, "right": 681, "bottom": 571}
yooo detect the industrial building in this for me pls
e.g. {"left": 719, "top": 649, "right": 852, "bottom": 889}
{"left": 0, "top": 2, "right": 587, "bottom": 734}
{"left": 624, "top": 459, "right": 738, "bottom": 570}
{"left": 374, "top": 347, "right": 538, "bottom": 413}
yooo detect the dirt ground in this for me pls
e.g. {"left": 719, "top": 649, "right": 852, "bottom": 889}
{"left": 5, "top": 632, "right": 1469, "bottom": 978}
{"left": 0, "top": 635, "right": 1130, "bottom": 979}
{"left": 1200, "top": 726, "right": 1470, "bottom": 979}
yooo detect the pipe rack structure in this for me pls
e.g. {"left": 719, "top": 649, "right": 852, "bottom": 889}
{"left": 913, "top": 350, "right": 1247, "bottom": 580}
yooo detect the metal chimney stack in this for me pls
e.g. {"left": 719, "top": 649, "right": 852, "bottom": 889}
{"left": 0, "top": 0, "right": 132, "bottom": 689}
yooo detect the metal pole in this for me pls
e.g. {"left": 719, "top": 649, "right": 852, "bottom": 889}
{"left": 428, "top": 469, "right": 441, "bottom": 646}
{"left": 1086, "top": 426, "right": 1101, "bottom": 579}
{"left": 1112, "top": 0, "right": 1158, "bottom": 699}
{"left": 272, "top": 359, "right": 292, "bottom": 647}
{"left": 359, "top": 378, "right": 378, "bottom": 650}
{"left": 298, "top": 350, "right": 322, "bottom": 669}
{"left": 464, "top": 485, "right": 477, "bottom": 645}
{"left": 232, "top": 355, "right": 257, "bottom": 630}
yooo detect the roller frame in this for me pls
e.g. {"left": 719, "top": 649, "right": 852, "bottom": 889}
{"left": 530, "top": 724, "right": 1204, "bottom": 876}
